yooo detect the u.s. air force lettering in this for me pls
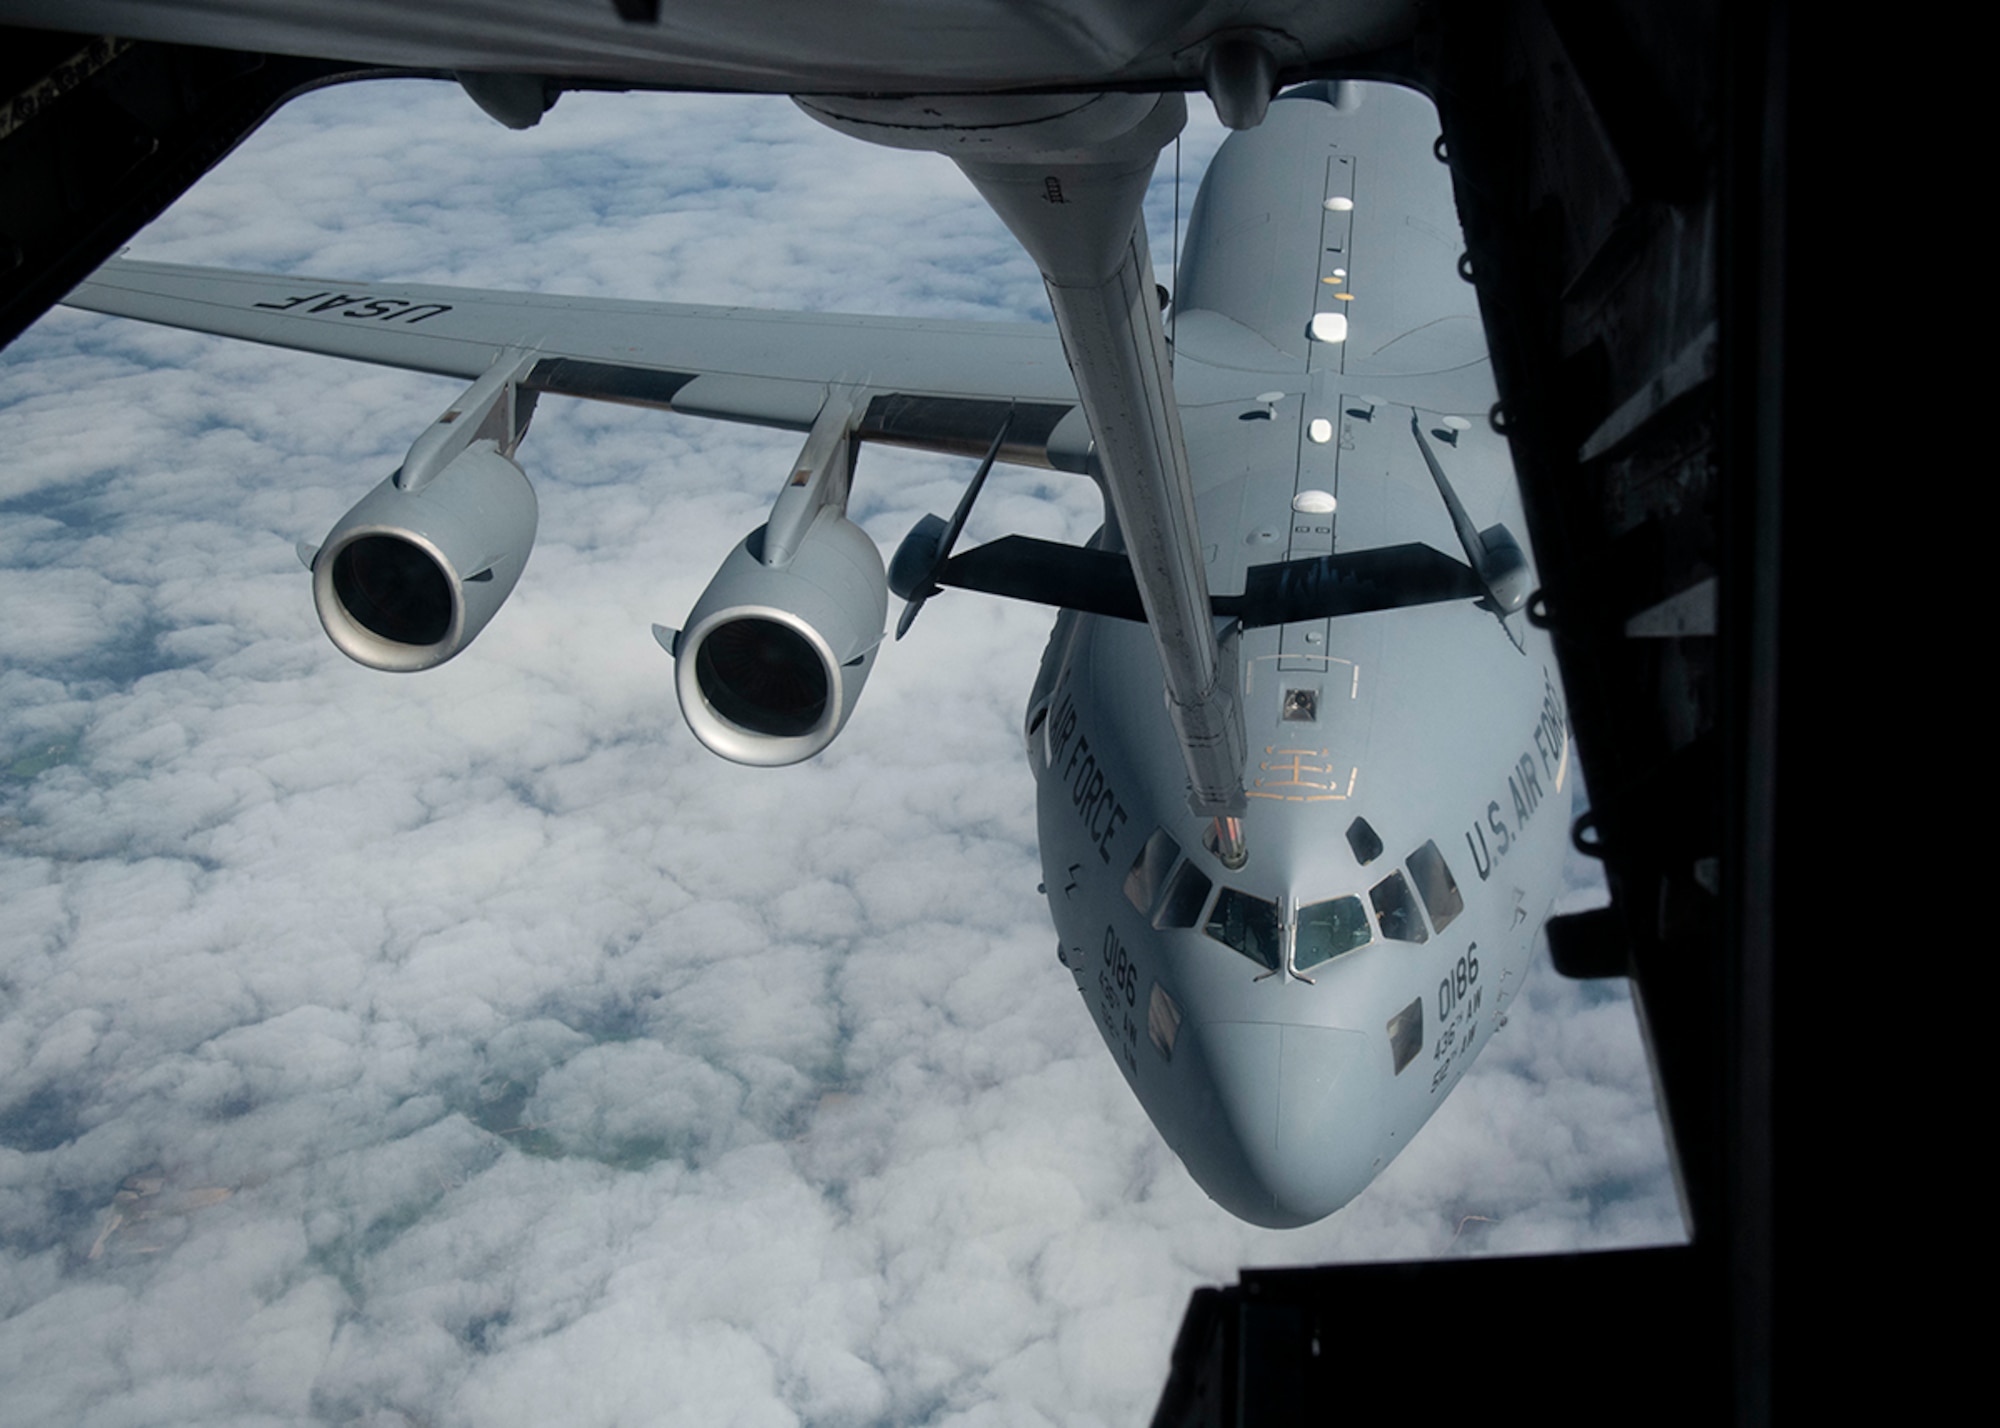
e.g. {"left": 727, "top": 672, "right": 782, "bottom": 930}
{"left": 1464, "top": 670, "right": 1570, "bottom": 880}
{"left": 1046, "top": 691, "right": 1130, "bottom": 865}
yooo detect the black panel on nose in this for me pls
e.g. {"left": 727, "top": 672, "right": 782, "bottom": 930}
{"left": 696, "top": 618, "right": 828, "bottom": 737}
{"left": 333, "top": 535, "right": 453, "bottom": 646}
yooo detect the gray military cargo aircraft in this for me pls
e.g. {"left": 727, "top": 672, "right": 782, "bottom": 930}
{"left": 63, "top": 80, "right": 1569, "bottom": 1227}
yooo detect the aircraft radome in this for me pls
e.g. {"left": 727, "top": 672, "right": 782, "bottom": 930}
{"left": 60, "top": 80, "right": 1570, "bottom": 1228}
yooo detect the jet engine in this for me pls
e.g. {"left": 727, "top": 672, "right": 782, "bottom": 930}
{"left": 673, "top": 511, "right": 887, "bottom": 766}
{"left": 311, "top": 442, "right": 538, "bottom": 672}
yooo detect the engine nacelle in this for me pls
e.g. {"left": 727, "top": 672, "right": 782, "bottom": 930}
{"left": 675, "top": 512, "right": 887, "bottom": 766}
{"left": 312, "top": 443, "right": 537, "bottom": 672}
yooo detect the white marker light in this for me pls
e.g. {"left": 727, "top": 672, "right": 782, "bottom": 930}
{"left": 1294, "top": 489, "right": 1337, "bottom": 514}
{"left": 1307, "top": 418, "right": 1334, "bottom": 445}
{"left": 1308, "top": 311, "right": 1348, "bottom": 344}
{"left": 1324, "top": 196, "right": 1354, "bottom": 211}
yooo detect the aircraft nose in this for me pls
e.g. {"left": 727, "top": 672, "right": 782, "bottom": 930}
{"left": 1195, "top": 1020, "right": 1373, "bottom": 1227}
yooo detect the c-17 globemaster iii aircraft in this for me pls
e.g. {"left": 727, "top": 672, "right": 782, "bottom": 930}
{"left": 62, "top": 80, "right": 1569, "bottom": 1227}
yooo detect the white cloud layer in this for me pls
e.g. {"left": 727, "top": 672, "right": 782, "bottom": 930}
{"left": 0, "top": 82, "right": 1680, "bottom": 1426}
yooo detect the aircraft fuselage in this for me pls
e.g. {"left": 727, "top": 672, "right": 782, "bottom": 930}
{"left": 1026, "top": 85, "right": 1571, "bottom": 1227}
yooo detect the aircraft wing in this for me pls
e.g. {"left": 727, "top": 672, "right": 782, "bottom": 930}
{"left": 62, "top": 259, "right": 1083, "bottom": 464}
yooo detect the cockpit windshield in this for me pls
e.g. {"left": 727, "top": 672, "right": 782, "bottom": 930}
{"left": 1204, "top": 887, "right": 1282, "bottom": 970}
{"left": 1207, "top": 887, "right": 1374, "bottom": 974}
{"left": 1296, "top": 895, "right": 1371, "bottom": 970}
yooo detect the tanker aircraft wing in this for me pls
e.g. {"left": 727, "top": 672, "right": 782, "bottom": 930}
{"left": 65, "top": 258, "right": 1083, "bottom": 464}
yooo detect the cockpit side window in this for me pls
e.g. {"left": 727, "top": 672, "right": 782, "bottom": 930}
{"left": 1296, "top": 895, "right": 1371, "bottom": 970}
{"left": 1406, "top": 839, "right": 1464, "bottom": 932}
{"left": 1205, "top": 887, "right": 1282, "bottom": 970}
{"left": 1369, "top": 871, "right": 1429, "bottom": 943}
{"left": 1154, "top": 860, "right": 1214, "bottom": 930}
{"left": 1123, "top": 828, "right": 1181, "bottom": 915}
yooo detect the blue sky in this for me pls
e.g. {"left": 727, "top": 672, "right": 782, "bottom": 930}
{"left": 0, "top": 81, "right": 1680, "bottom": 1427}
